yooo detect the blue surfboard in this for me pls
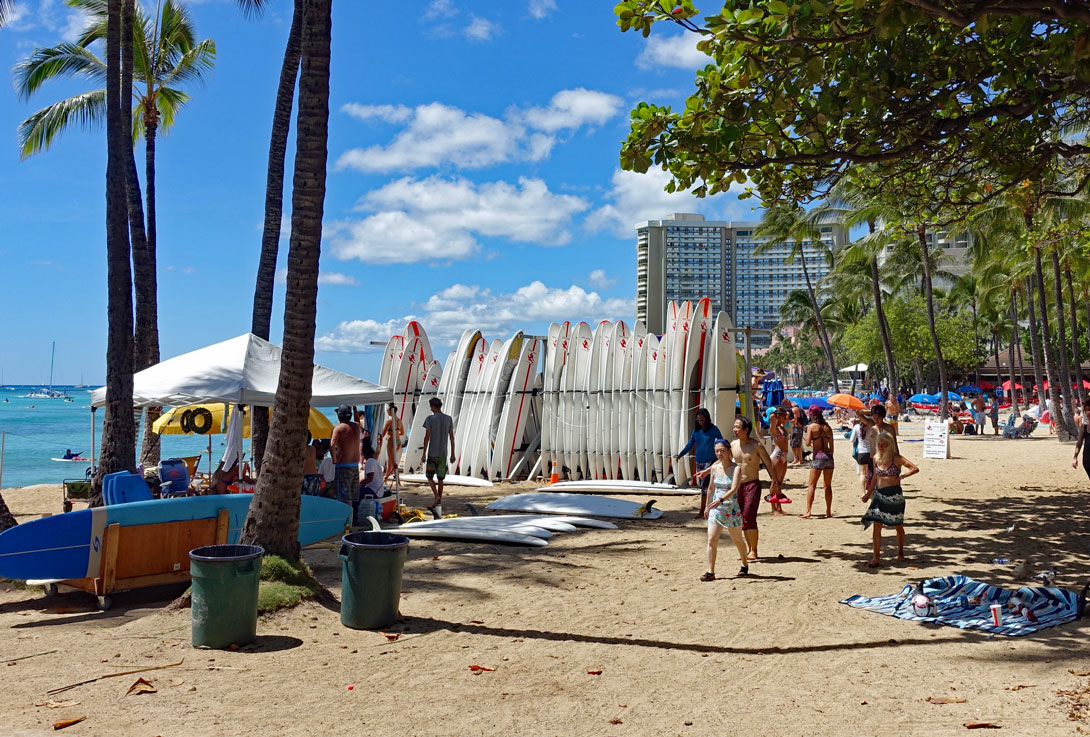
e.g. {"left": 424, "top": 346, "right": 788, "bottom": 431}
{"left": 0, "top": 494, "right": 350, "bottom": 581}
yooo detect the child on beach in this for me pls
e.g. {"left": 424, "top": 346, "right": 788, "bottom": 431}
{"left": 694, "top": 438, "right": 749, "bottom": 580}
{"left": 861, "top": 431, "right": 919, "bottom": 567}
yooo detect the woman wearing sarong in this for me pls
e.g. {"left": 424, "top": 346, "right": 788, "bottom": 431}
{"left": 861, "top": 431, "right": 918, "bottom": 567}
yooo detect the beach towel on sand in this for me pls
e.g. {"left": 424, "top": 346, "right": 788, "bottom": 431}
{"left": 841, "top": 575, "right": 1085, "bottom": 637}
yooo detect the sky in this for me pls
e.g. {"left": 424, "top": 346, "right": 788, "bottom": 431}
{"left": 0, "top": 0, "right": 754, "bottom": 386}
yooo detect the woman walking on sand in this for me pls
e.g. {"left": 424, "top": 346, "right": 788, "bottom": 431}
{"left": 861, "top": 431, "right": 919, "bottom": 567}
{"left": 1072, "top": 399, "right": 1090, "bottom": 482}
{"left": 694, "top": 438, "right": 749, "bottom": 580}
{"left": 789, "top": 405, "right": 806, "bottom": 465}
{"left": 801, "top": 406, "right": 834, "bottom": 518}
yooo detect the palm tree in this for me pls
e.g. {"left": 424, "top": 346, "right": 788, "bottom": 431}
{"left": 948, "top": 274, "right": 984, "bottom": 388}
{"left": 15, "top": 0, "right": 217, "bottom": 463}
{"left": 755, "top": 205, "right": 839, "bottom": 391}
{"left": 0, "top": 0, "right": 12, "bottom": 26}
{"left": 240, "top": 0, "right": 332, "bottom": 559}
{"left": 250, "top": 0, "right": 303, "bottom": 474}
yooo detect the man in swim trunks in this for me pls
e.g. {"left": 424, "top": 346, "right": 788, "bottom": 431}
{"left": 885, "top": 394, "right": 900, "bottom": 431}
{"left": 989, "top": 391, "right": 1000, "bottom": 435}
{"left": 330, "top": 404, "right": 362, "bottom": 523}
{"left": 766, "top": 407, "right": 791, "bottom": 514}
{"left": 871, "top": 404, "right": 898, "bottom": 455}
{"left": 731, "top": 416, "right": 781, "bottom": 561}
{"left": 971, "top": 395, "right": 986, "bottom": 434}
{"left": 421, "top": 397, "right": 456, "bottom": 517}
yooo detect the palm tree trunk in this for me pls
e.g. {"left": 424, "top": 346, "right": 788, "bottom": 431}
{"left": 250, "top": 2, "right": 303, "bottom": 475}
{"left": 240, "top": 0, "right": 332, "bottom": 559}
{"left": 1007, "top": 299, "right": 1021, "bottom": 413}
{"left": 912, "top": 357, "right": 924, "bottom": 394}
{"left": 0, "top": 493, "right": 16, "bottom": 532}
{"left": 137, "top": 114, "right": 161, "bottom": 465}
{"left": 1013, "top": 291, "right": 1028, "bottom": 407}
{"left": 992, "top": 329, "right": 1002, "bottom": 409}
{"left": 916, "top": 228, "right": 951, "bottom": 418}
{"left": 971, "top": 300, "right": 982, "bottom": 388}
{"left": 1026, "top": 278, "right": 1047, "bottom": 414}
{"left": 1049, "top": 248, "right": 1076, "bottom": 434}
{"left": 96, "top": 0, "right": 136, "bottom": 495}
{"left": 1034, "top": 247, "right": 1073, "bottom": 440}
{"left": 1065, "top": 266, "right": 1085, "bottom": 405}
{"left": 799, "top": 250, "right": 838, "bottom": 391}
{"left": 870, "top": 255, "right": 899, "bottom": 395}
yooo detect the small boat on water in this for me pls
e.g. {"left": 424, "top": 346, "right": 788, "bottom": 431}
{"left": 24, "top": 342, "right": 70, "bottom": 399}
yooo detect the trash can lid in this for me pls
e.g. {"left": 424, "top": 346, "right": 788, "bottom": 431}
{"left": 190, "top": 544, "right": 265, "bottom": 562}
{"left": 341, "top": 532, "right": 410, "bottom": 549}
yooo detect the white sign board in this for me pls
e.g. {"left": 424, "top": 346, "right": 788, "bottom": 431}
{"left": 923, "top": 420, "right": 950, "bottom": 459}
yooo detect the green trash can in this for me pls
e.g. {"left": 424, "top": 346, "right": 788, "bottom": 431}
{"left": 339, "top": 531, "right": 409, "bottom": 630}
{"left": 189, "top": 544, "right": 264, "bottom": 649}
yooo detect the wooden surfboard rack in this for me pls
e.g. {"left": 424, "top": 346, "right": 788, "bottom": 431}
{"left": 49, "top": 508, "right": 230, "bottom": 610}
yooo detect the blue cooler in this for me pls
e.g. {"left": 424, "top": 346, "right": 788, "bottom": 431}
{"left": 158, "top": 458, "right": 190, "bottom": 495}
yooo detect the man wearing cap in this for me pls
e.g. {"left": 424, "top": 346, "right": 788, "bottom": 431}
{"left": 330, "top": 404, "right": 362, "bottom": 523}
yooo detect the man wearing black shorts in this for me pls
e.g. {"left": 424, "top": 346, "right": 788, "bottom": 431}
{"left": 421, "top": 398, "right": 455, "bottom": 517}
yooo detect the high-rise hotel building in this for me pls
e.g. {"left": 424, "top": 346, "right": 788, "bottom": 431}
{"left": 635, "top": 213, "right": 848, "bottom": 347}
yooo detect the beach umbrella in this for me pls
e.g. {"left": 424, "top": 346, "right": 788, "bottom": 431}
{"left": 978, "top": 380, "right": 996, "bottom": 390}
{"left": 1001, "top": 380, "right": 1023, "bottom": 391}
{"left": 908, "top": 393, "right": 935, "bottom": 403}
{"left": 826, "top": 393, "right": 865, "bottom": 410}
{"left": 932, "top": 391, "right": 962, "bottom": 401}
{"left": 956, "top": 384, "right": 982, "bottom": 394}
{"left": 153, "top": 403, "right": 333, "bottom": 439}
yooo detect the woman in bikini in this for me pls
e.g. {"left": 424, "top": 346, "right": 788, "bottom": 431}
{"left": 801, "top": 406, "right": 834, "bottom": 518}
{"left": 766, "top": 407, "right": 791, "bottom": 515}
{"left": 694, "top": 438, "right": 749, "bottom": 580}
{"left": 376, "top": 402, "right": 406, "bottom": 484}
{"left": 789, "top": 405, "right": 806, "bottom": 465}
{"left": 861, "top": 431, "right": 919, "bottom": 567}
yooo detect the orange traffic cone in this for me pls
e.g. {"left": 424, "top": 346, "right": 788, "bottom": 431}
{"left": 549, "top": 460, "right": 560, "bottom": 485}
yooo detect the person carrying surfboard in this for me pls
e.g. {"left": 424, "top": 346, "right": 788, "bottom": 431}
{"left": 330, "top": 405, "right": 363, "bottom": 524}
{"left": 730, "top": 416, "right": 781, "bottom": 562}
{"left": 421, "top": 397, "right": 456, "bottom": 517}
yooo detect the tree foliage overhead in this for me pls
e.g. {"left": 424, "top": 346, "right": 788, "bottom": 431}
{"left": 614, "top": 0, "right": 1090, "bottom": 205}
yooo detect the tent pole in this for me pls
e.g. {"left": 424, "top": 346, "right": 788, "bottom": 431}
{"left": 90, "top": 408, "right": 96, "bottom": 473}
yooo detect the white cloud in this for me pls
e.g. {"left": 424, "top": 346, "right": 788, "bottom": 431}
{"left": 424, "top": 0, "right": 457, "bottom": 20}
{"left": 517, "top": 88, "right": 623, "bottom": 133}
{"left": 635, "top": 33, "right": 710, "bottom": 70}
{"left": 275, "top": 268, "right": 360, "bottom": 286}
{"left": 336, "top": 89, "right": 624, "bottom": 173}
{"left": 326, "top": 175, "right": 590, "bottom": 265}
{"left": 464, "top": 15, "right": 499, "bottom": 41}
{"left": 528, "top": 0, "right": 557, "bottom": 19}
{"left": 588, "top": 269, "right": 617, "bottom": 289}
{"left": 586, "top": 167, "right": 755, "bottom": 238}
{"left": 316, "top": 280, "right": 635, "bottom": 352}
{"left": 6, "top": 0, "right": 88, "bottom": 40}
{"left": 340, "top": 103, "right": 413, "bottom": 124}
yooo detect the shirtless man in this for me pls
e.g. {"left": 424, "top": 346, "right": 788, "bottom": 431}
{"left": 871, "top": 404, "right": 898, "bottom": 454}
{"left": 971, "top": 395, "right": 986, "bottom": 434}
{"left": 329, "top": 404, "right": 362, "bottom": 523}
{"left": 885, "top": 394, "right": 901, "bottom": 432}
{"left": 731, "top": 416, "right": 781, "bottom": 561}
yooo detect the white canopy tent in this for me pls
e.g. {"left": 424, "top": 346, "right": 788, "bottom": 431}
{"left": 92, "top": 333, "right": 392, "bottom": 408}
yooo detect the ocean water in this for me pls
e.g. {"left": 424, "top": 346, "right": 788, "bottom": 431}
{"left": 0, "top": 386, "right": 254, "bottom": 489}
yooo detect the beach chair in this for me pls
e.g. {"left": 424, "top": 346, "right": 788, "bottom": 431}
{"left": 1001, "top": 413, "right": 1020, "bottom": 439}
{"left": 103, "top": 472, "right": 154, "bottom": 505}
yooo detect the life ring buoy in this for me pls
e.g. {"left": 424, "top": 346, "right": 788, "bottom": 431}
{"left": 190, "top": 407, "right": 214, "bottom": 435}
{"left": 180, "top": 409, "right": 194, "bottom": 433}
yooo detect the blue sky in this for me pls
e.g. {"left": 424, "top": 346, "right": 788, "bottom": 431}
{"left": 0, "top": 0, "right": 753, "bottom": 385}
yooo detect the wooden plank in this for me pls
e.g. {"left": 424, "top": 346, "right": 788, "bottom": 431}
{"left": 214, "top": 508, "right": 229, "bottom": 544}
{"left": 111, "top": 571, "right": 194, "bottom": 590}
{"left": 112, "top": 518, "right": 219, "bottom": 581}
{"left": 101, "top": 523, "right": 120, "bottom": 596}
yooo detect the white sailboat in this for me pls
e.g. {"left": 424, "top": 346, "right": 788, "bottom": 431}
{"left": 25, "top": 342, "right": 69, "bottom": 399}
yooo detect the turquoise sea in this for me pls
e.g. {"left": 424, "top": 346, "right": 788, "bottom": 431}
{"left": 0, "top": 386, "right": 256, "bottom": 489}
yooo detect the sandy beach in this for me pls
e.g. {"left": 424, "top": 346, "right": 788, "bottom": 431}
{"left": 2, "top": 421, "right": 1089, "bottom": 736}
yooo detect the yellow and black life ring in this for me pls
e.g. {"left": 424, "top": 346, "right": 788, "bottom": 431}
{"left": 189, "top": 407, "right": 214, "bottom": 435}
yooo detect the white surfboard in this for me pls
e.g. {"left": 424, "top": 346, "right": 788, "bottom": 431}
{"left": 563, "top": 322, "right": 592, "bottom": 479}
{"left": 486, "top": 492, "right": 663, "bottom": 520}
{"left": 709, "top": 311, "right": 738, "bottom": 433}
{"left": 587, "top": 321, "right": 609, "bottom": 480}
{"left": 398, "top": 473, "right": 494, "bottom": 488}
{"left": 379, "top": 335, "right": 404, "bottom": 389}
{"left": 454, "top": 337, "right": 491, "bottom": 475}
{"left": 490, "top": 337, "right": 540, "bottom": 480}
{"left": 403, "top": 361, "right": 442, "bottom": 474}
{"left": 478, "top": 333, "right": 522, "bottom": 477}
{"left": 403, "top": 514, "right": 617, "bottom": 531}
{"left": 613, "top": 321, "right": 634, "bottom": 480}
{"left": 539, "top": 480, "right": 697, "bottom": 496}
{"left": 631, "top": 333, "right": 650, "bottom": 482}
{"left": 393, "top": 525, "right": 548, "bottom": 547}
{"left": 464, "top": 338, "right": 505, "bottom": 478}
{"left": 540, "top": 323, "right": 564, "bottom": 480}
{"left": 676, "top": 298, "right": 712, "bottom": 487}
{"left": 650, "top": 335, "right": 666, "bottom": 483}
{"left": 604, "top": 321, "right": 625, "bottom": 479}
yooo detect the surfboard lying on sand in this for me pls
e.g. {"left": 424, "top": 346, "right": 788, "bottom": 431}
{"left": 0, "top": 494, "right": 350, "bottom": 581}
{"left": 537, "top": 480, "right": 698, "bottom": 496}
{"left": 401, "top": 514, "right": 618, "bottom": 532}
{"left": 398, "top": 474, "right": 493, "bottom": 488}
{"left": 392, "top": 525, "right": 548, "bottom": 547}
{"left": 486, "top": 492, "right": 663, "bottom": 520}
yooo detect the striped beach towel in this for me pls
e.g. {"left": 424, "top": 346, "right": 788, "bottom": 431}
{"left": 841, "top": 574, "right": 1084, "bottom": 637}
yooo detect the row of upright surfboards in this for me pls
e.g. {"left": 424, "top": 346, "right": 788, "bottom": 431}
{"left": 375, "top": 298, "right": 738, "bottom": 483}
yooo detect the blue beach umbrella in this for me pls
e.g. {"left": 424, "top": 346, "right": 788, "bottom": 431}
{"left": 956, "top": 384, "right": 982, "bottom": 394}
{"left": 908, "top": 393, "right": 936, "bottom": 403}
{"left": 934, "top": 390, "right": 962, "bottom": 401}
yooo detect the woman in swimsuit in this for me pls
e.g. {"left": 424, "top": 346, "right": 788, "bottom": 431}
{"left": 789, "top": 405, "right": 806, "bottom": 465}
{"left": 694, "top": 439, "right": 749, "bottom": 580}
{"left": 861, "top": 431, "right": 919, "bottom": 567}
{"left": 802, "top": 406, "right": 834, "bottom": 518}
{"left": 766, "top": 407, "right": 791, "bottom": 514}
{"left": 377, "top": 402, "right": 406, "bottom": 484}
{"left": 1072, "top": 399, "right": 1090, "bottom": 482}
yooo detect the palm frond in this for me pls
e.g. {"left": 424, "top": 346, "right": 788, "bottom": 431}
{"left": 17, "top": 89, "right": 107, "bottom": 158}
{"left": 151, "top": 86, "right": 191, "bottom": 134}
{"left": 13, "top": 43, "right": 107, "bottom": 99}
{"left": 159, "top": 39, "right": 216, "bottom": 88}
